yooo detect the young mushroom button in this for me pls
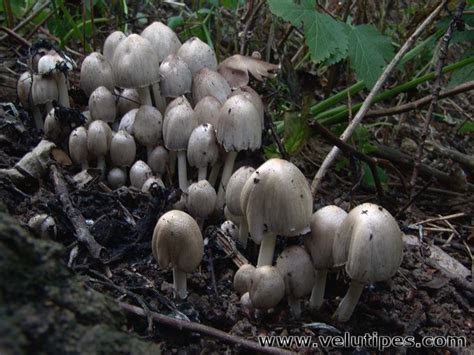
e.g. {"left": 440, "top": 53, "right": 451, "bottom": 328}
{"left": 177, "top": 37, "right": 217, "bottom": 77}
{"left": 249, "top": 266, "right": 285, "bottom": 310}
{"left": 141, "top": 21, "right": 181, "bottom": 63}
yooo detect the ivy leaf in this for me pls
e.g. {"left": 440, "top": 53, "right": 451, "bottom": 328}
{"left": 268, "top": 0, "right": 348, "bottom": 64}
{"left": 345, "top": 24, "right": 394, "bottom": 89}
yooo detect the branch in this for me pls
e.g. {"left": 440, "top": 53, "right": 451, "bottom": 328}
{"left": 365, "top": 80, "right": 474, "bottom": 118}
{"left": 50, "top": 165, "right": 104, "bottom": 259}
{"left": 119, "top": 302, "right": 293, "bottom": 355}
{"left": 409, "top": 0, "right": 466, "bottom": 197}
{"left": 310, "top": 1, "right": 447, "bottom": 197}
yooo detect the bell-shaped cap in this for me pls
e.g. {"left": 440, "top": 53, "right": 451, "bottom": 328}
{"left": 163, "top": 102, "right": 197, "bottom": 151}
{"left": 229, "top": 86, "right": 264, "bottom": 128}
{"left": 194, "top": 96, "right": 221, "bottom": 127}
{"left": 240, "top": 158, "right": 312, "bottom": 244}
{"left": 148, "top": 145, "right": 169, "bottom": 176}
{"left": 192, "top": 68, "right": 230, "bottom": 104}
{"left": 129, "top": 160, "right": 153, "bottom": 189}
{"left": 107, "top": 167, "right": 127, "bottom": 189}
{"left": 80, "top": 52, "right": 114, "bottom": 97}
{"left": 89, "top": 86, "right": 116, "bottom": 123}
{"left": 118, "top": 108, "right": 139, "bottom": 135}
{"left": 176, "top": 37, "right": 217, "bottom": 77}
{"left": 187, "top": 123, "right": 219, "bottom": 169}
{"left": 233, "top": 264, "right": 255, "bottom": 295}
{"left": 31, "top": 74, "right": 58, "bottom": 105}
{"left": 87, "top": 120, "right": 111, "bottom": 158}
{"left": 117, "top": 88, "right": 141, "bottom": 117}
{"left": 225, "top": 166, "right": 255, "bottom": 217}
{"left": 133, "top": 105, "right": 163, "bottom": 148}
{"left": 185, "top": 180, "right": 217, "bottom": 219}
{"left": 110, "top": 130, "right": 136, "bottom": 167}
{"left": 249, "top": 265, "right": 285, "bottom": 310}
{"left": 68, "top": 127, "right": 88, "bottom": 165}
{"left": 152, "top": 210, "right": 204, "bottom": 273}
{"left": 103, "top": 31, "right": 126, "bottom": 63}
{"left": 141, "top": 21, "right": 181, "bottom": 63}
{"left": 159, "top": 54, "right": 192, "bottom": 98}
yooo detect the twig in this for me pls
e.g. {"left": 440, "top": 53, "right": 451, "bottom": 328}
{"left": 213, "top": 228, "right": 250, "bottom": 268}
{"left": 119, "top": 302, "right": 293, "bottom": 354}
{"left": 310, "top": 1, "right": 447, "bottom": 197}
{"left": 309, "top": 120, "right": 384, "bottom": 201}
{"left": 365, "top": 81, "right": 474, "bottom": 118}
{"left": 0, "top": 26, "right": 31, "bottom": 46}
{"left": 266, "top": 113, "right": 289, "bottom": 160}
{"left": 396, "top": 178, "right": 434, "bottom": 217}
{"left": 415, "top": 212, "right": 466, "bottom": 225}
{"left": 50, "top": 165, "right": 104, "bottom": 259}
{"left": 239, "top": 0, "right": 265, "bottom": 55}
{"left": 409, "top": 0, "right": 466, "bottom": 198}
{"left": 426, "top": 140, "right": 474, "bottom": 172}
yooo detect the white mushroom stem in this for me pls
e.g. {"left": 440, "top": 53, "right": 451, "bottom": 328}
{"left": 216, "top": 151, "right": 238, "bottom": 209}
{"left": 32, "top": 106, "right": 43, "bottom": 130}
{"left": 55, "top": 73, "right": 70, "bottom": 107}
{"left": 288, "top": 295, "right": 302, "bottom": 318}
{"left": 137, "top": 87, "right": 152, "bottom": 106}
{"left": 239, "top": 216, "right": 249, "bottom": 249}
{"left": 257, "top": 233, "right": 276, "bottom": 267}
{"left": 173, "top": 267, "right": 188, "bottom": 299}
{"left": 333, "top": 280, "right": 365, "bottom": 322}
{"left": 208, "top": 162, "right": 221, "bottom": 187}
{"left": 177, "top": 150, "right": 188, "bottom": 191}
{"left": 152, "top": 83, "right": 166, "bottom": 114}
{"left": 309, "top": 269, "right": 328, "bottom": 310}
{"left": 198, "top": 167, "right": 207, "bottom": 181}
{"left": 97, "top": 156, "right": 106, "bottom": 179}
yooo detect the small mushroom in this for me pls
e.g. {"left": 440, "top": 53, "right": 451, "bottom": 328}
{"left": 140, "top": 21, "right": 181, "bottom": 63}
{"left": 44, "top": 108, "right": 70, "bottom": 143}
{"left": 249, "top": 266, "right": 285, "bottom": 310}
{"left": 117, "top": 88, "right": 141, "bottom": 117}
{"left": 89, "top": 86, "right": 116, "bottom": 123}
{"left": 233, "top": 263, "right": 255, "bottom": 295}
{"left": 28, "top": 214, "right": 56, "bottom": 239}
{"left": 133, "top": 105, "right": 163, "bottom": 157}
{"left": 107, "top": 167, "right": 127, "bottom": 189}
{"left": 118, "top": 108, "right": 139, "bottom": 134}
{"left": 275, "top": 246, "right": 315, "bottom": 318}
{"left": 31, "top": 74, "right": 58, "bottom": 121}
{"left": 152, "top": 210, "right": 204, "bottom": 299}
{"left": 110, "top": 130, "right": 136, "bottom": 168}
{"left": 304, "top": 205, "right": 347, "bottom": 310}
{"left": 142, "top": 176, "right": 165, "bottom": 193}
{"left": 176, "top": 37, "right": 217, "bottom": 77}
{"left": 185, "top": 180, "right": 216, "bottom": 227}
{"left": 17, "top": 71, "right": 43, "bottom": 129}
{"left": 194, "top": 96, "right": 221, "bottom": 127}
{"left": 80, "top": 52, "right": 114, "bottom": 97}
{"left": 159, "top": 54, "right": 192, "bottom": 98}
{"left": 129, "top": 160, "right": 153, "bottom": 189}
{"left": 192, "top": 68, "right": 231, "bottom": 104}
{"left": 68, "top": 126, "right": 89, "bottom": 170}
{"left": 87, "top": 120, "right": 112, "bottom": 177}
{"left": 187, "top": 123, "right": 219, "bottom": 181}
{"left": 332, "top": 203, "right": 403, "bottom": 322}
{"left": 103, "top": 31, "right": 126, "bottom": 63}
{"left": 229, "top": 86, "right": 264, "bottom": 129}
{"left": 221, "top": 220, "right": 239, "bottom": 241}
{"left": 147, "top": 145, "right": 169, "bottom": 176}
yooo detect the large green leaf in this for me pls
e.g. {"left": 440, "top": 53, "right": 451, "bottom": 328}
{"left": 449, "top": 50, "right": 474, "bottom": 87}
{"left": 345, "top": 24, "right": 394, "bottom": 89}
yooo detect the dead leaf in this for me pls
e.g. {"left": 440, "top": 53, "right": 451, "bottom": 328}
{"left": 51, "top": 148, "right": 72, "bottom": 166}
{"left": 218, "top": 55, "right": 279, "bottom": 88}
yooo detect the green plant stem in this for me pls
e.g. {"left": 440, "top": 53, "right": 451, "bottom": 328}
{"left": 311, "top": 81, "right": 365, "bottom": 115}
{"left": 62, "top": 18, "right": 109, "bottom": 47}
{"left": 316, "top": 56, "right": 474, "bottom": 125}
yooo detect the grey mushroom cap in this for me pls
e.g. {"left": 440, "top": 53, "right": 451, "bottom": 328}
{"left": 275, "top": 246, "right": 315, "bottom": 299}
{"left": 31, "top": 74, "right": 58, "bottom": 105}
{"left": 176, "top": 37, "right": 217, "bottom": 77}
{"left": 107, "top": 167, "right": 127, "bottom": 189}
{"left": 225, "top": 166, "right": 255, "bottom": 217}
{"left": 185, "top": 180, "right": 217, "bottom": 218}
{"left": 192, "top": 68, "right": 231, "bottom": 104}
{"left": 148, "top": 145, "right": 169, "bottom": 176}
{"left": 249, "top": 266, "right": 285, "bottom": 310}
{"left": 103, "top": 31, "right": 126, "bottom": 63}
{"left": 117, "top": 88, "right": 141, "bottom": 117}
{"left": 140, "top": 21, "right": 181, "bottom": 63}
{"left": 159, "top": 54, "right": 192, "bottom": 98}
{"left": 304, "top": 205, "right": 348, "bottom": 270}
{"left": 187, "top": 123, "right": 219, "bottom": 168}
{"left": 118, "top": 108, "right": 139, "bottom": 135}
{"left": 165, "top": 96, "right": 192, "bottom": 116}
{"left": 163, "top": 102, "right": 197, "bottom": 151}
{"left": 216, "top": 95, "right": 261, "bottom": 152}
{"left": 110, "top": 130, "right": 136, "bottom": 167}
{"left": 112, "top": 34, "right": 160, "bottom": 89}
{"left": 89, "top": 86, "right": 116, "bottom": 123}
{"left": 80, "top": 52, "right": 114, "bottom": 97}
{"left": 129, "top": 160, "right": 153, "bottom": 189}
{"left": 233, "top": 264, "right": 256, "bottom": 295}
{"left": 339, "top": 203, "right": 404, "bottom": 283}
{"left": 68, "top": 127, "right": 88, "bottom": 165}
{"left": 87, "top": 120, "right": 111, "bottom": 158}
{"left": 133, "top": 105, "right": 163, "bottom": 148}
{"left": 152, "top": 210, "right": 204, "bottom": 273}
{"left": 229, "top": 86, "right": 264, "bottom": 128}
{"left": 240, "top": 158, "right": 312, "bottom": 244}
{"left": 194, "top": 96, "right": 221, "bottom": 127}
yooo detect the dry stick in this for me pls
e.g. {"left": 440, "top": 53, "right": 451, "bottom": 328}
{"left": 310, "top": 1, "right": 446, "bottom": 197}
{"left": 119, "top": 302, "right": 293, "bottom": 355}
{"left": 0, "top": 26, "right": 31, "bottom": 46}
{"left": 239, "top": 0, "right": 265, "bottom": 55}
{"left": 409, "top": 0, "right": 466, "bottom": 198}
{"left": 365, "top": 80, "right": 474, "bottom": 118}
{"left": 50, "top": 165, "right": 104, "bottom": 259}
{"left": 309, "top": 120, "right": 384, "bottom": 201}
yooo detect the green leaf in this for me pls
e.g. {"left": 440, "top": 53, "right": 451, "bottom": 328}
{"left": 268, "top": 0, "right": 348, "bottom": 64}
{"left": 458, "top": 122, "right": 474, "bottom": 134}
{"left": 283, "top": 111, "right": 309, "bottom": 155}
{"left": 449, "top": 50, "right": 474, "bottom": 87}
{"left": 167, "top": 15, "right": 184, "bottom": 31}
{"left": 362, "top": 163, "right": 388, "bottom": 188}
{"left": 345, "top": 24, "right": 394, "bottom": 89}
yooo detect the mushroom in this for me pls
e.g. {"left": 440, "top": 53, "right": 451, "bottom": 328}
{"left": 103, "top": 30, "right": 126, "bottom": 63}
{"left": 68, "top": 126, "right": 89, "bottom": 170}
{"left": 249, "top": 266, "right": 285, "bottom": 310}
{"left": 17, "top": 71, "right": 43, "bottom": 129}
{"left": 233, "top": 263, "right": 255, "bottom": 295}
{"left": 304, "top": 205, "right": 347, "bottom": 310}
{"left": 44, "top": 108, "right": 70, "bottom": 143}
{"left": 159, "top": 54, "right": 192, "bottom": 98}
{"left": 31, "top": 74, "right": 58, "bottom": 121}
{"left": 148, "top": 145, "right": 169, "bottom": 177}
{"left": 224, "top": 206, "right": 241, "bottom": 225}
{"left": 140, "top": 21, "right": 181, "bottom": 63}
{"left": 221, "top": 220, "right": 239, "bottom": 241}
{"left": 129, "top": 160, "right": 153, "bottom": 189}
{"left": 163, "top": 102, "right": 197, "bottom": 191}
{"left": 152, "top": 210, "right": 204, "bottom": 299}
{"left": 225, "top": 166, "right": 255, "bottom": 248}
{"left": 28, "top": 214, "right": 56, "bottom": 239}
{"left": 176, "top": 37, "right": 217, "bottom": 77}
{"left": 107, "top": 167, "right": 127, "bottom": 189}
{"left": 80, "top": 52, "right": 114, "bottom": 97}
{"left": 215, "top": 94, "right": 261, "bottom": 208}
{"left": 141, "top": 176, "right": 165, "bottom": 193}
{"left": 117, "top": 88, "right": 141, "bottom": 117}
{"left": 192, "top": 68, "right": 231, "bottom": 104}
{"left": 194, "top": 95, "right": 221, "bottom": 127}
{"left": 110, "top": 130, "right": 136, "bottom": 168}
{"left": 112, "top": 34, "right": 165, "bottom": 113}
{"left": 240, "top": 159, "right": 312, "bottom": 267}
{"left": 229, "top": 86, "right": 264, "bottom": 129}
{"left": 89, "top": 86, "right": 116, "bottom": 123}
{"left": 187, "top": 123, "right": 219, "bottom": 181}
{"left": 118, "top": 108, "right": 139, "bottom": 134}
{"left": 133, "top": 105, "right": 163, "bottom": 157}
{"left": 275, "top": 246, "right": 315, "bottom": 318}
{"left": 185, "top": 180, "right": 216, "bottom": 227}
{"left": 87, "top": 120, "right": 112, "bottom": 177}
{"left": 332, "top": 203, "right": 403, "bottom": 322}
